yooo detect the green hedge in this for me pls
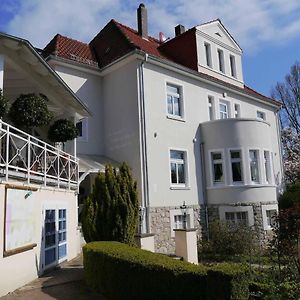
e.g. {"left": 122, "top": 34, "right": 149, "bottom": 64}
{"left": 83, "top": 241, "right": 249, "bottom": 300}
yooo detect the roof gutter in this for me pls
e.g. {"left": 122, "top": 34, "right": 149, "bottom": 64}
{"left": 0, "top": 32, "right": 92, "bottom": 117}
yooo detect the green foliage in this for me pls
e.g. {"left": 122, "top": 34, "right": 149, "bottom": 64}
{"left": 83, "top": 241, "right": 250, "bottom": 300}
{"left": 199, "top": 220, "right": 256, "bottom": 258}
{"left": 0, "top": 88, "right": 9, "bottom": 119}
{"left": 279, "top": 181, "right": 300, "bottom": 209}
{"left": 81, "top": 163, "right": 139, "bottom": 245}
{"left": 48, "top": 119, "right": 78, "bottom": 142}
{"left": 8, "top": 93, "right": 52, "bottom": 131}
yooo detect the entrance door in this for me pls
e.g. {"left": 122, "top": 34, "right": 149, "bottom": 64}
{"left": 43, "top": 208, "right": 67, "bottom": 270}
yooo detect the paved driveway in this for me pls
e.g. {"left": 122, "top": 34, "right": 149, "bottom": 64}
{"left": 1, "top": 255, "right": 105, "bottom": 300}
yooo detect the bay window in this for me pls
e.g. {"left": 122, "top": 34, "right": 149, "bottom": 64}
{"left": 211, "top": 152, "right": 224, "bottom": 184}
{"left": 249, "top": 150, "right": 260, "bottom": 183}
{"left": 230, "top": 150, "right": 243, "bottom": 182}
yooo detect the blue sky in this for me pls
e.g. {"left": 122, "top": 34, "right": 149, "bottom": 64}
{"left": 1, "top": 0, "right": 300, "bottom": 97}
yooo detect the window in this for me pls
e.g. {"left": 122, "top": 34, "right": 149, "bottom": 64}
{"left": 211, "top": 152, "right": 224, "bottom": 184}
{"left": 225, "top": 211, "right": 248, "bottom": 226}
{"left": 208, "top": 96, "right": 214, "bottom": 120}
{"left": 266, "top": 210, "right": 276, "bottom": 228}
{"left": 204, "top": 42, "right": 212, "bottom": 67}
{"left": 249, "top": 150, "right": 260, "bottom": 183}
{"left": 264, "top": 151, "right": 272, "bottom": 183}
{"left": 76, "top": 118, "right": 88, "bottom": 141}
{"left": 167, "top": 84, "right": 182, "bottom": 118}
{"left": 217, "top": 49, "right": 225, "bottom": 73}
{"left": 257, "top": 111, "right": 266, "bottom": 120}
{"left": 234, "top": 103, "right": 240, "bottom": 118}
{"left": 230, "top": 55, "right": 237, "bottom": 78}
{"left": 174, "top": 214, "right": 190, "bottom": 229}
{"left": 219, "top": 101, "right": 229, "bottom": 119}
{"left": 170, "top": 150, "right": 186, "bottom": 185}
{"left": 230, "top": 150, "right": 243, "bottom": 182}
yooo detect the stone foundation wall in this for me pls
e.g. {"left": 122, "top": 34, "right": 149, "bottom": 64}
{"left": 149, "top": 205, "right": 201, "bottom": 254}
{"left": 200, "top": 201, "right": 278, "bottom": 247}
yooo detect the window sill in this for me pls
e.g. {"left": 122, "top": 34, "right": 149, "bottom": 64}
{"left": 166, "top": 115, "right": 185, "bottom": 122}
{"left": 207, "top": 184, "right": 276, "bottom": 190}
{"left": 170, "top": 186, "right": 190, "bottom": 190}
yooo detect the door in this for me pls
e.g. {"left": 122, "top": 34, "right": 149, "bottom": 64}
{"left": 43, "top": 208, "right": 67, "bottom": 270}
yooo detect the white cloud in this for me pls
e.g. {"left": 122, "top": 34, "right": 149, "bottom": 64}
{"left": 3, "top": 0, "right": 300, "bottom": 53}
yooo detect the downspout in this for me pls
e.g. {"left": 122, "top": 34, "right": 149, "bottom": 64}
{"left": 200, "top": 141, "right": 209, "bottom": 240}
{"left": 138, "top": 53, "right": 150, "bottom": 233}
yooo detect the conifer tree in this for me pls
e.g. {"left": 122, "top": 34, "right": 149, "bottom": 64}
{"left": 82, "top": 163, "right": 139, "bottom": 245}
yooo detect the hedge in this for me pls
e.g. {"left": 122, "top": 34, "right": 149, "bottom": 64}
{"left": 83, "top": 241, "right": 249, "bottom": 300}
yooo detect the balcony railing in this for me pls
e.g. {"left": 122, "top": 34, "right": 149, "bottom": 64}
{"left": 0, "top": 120, "right": 78, "bottom": 190}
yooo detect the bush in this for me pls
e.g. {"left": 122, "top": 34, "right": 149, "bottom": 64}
{"left": 48, "top": 118, "right": 78, "bottom": 142}
{"left": 83, "top": 241, "right": 250, "bottom": 300}
{"left": 279, "top": 181, "right": 300, "bottom": 209}
{"left": 199, "top": 220, "right": 256, "bottom": 258}
{"left": 81, "top": 163, "right": 139, "bottom": 245}
{"left": 8, "top": 93, "right": 52, "bottom": 132}
{"left": 0, "top": 88, "right": 9, "bottom": 119}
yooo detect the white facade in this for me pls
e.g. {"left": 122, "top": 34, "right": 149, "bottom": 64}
{"left": 44, "top": 19, "right": 282, "bottom": 253}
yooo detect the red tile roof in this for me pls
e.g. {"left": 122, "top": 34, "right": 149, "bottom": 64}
{"left": 43, "top": 34, "right": 98, "bottom": 66}
{"left": 43, "top": 21, "right": 280, "bottom": 106}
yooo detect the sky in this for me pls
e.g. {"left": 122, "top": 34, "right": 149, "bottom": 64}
{"left": 1, "top": 0, "right": 300, "bottom": 97}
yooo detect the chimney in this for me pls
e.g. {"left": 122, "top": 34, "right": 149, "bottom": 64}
{"left": 175, "top": 24, "right": 185, "bottom": 36}
{"left": 137, "top": 3, "right": 148, "bottom": 39}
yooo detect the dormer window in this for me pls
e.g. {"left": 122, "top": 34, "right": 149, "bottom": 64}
{"left": 230, "top": 55, "right": 237, "bottom": 78}
{"left": 217, "top": 49, "right": 225, "bottom": 73}
{"left": 204, "top": 42, "right": 212, "bottom": 68}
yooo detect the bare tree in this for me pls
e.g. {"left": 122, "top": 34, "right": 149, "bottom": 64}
{"left": 272, "top": 62, "right": 300, "bottom": 133}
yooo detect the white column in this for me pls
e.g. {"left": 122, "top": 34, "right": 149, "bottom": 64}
{"left": 0, "top": 54, "right": 4, "bottom": 91}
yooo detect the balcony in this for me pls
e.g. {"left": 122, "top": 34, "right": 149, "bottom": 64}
{"left": 0, "top": 120, "right": 78, "bottom": 190}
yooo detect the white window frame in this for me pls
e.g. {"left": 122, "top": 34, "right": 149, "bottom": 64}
{"left": 249, "top": 149, "right": 261, "bottom": 184}
{"left": 228, "top": 149, "right": 244, "bottom": 184}
{"left": 219, "top": 100, "right": 230, "bottom": 119}
{"left": 225, "top": 211, "right": 248, "bottom": 226}
{"left": 170, "top": 208, "right": 194, "bottom": 237}
{"left": 257, "top": 110, "right": 266, "bottom": 121}
{"left": 233, "top": 103, "right": 240, "bottom": 118}
{"left": 166, "top": 82, "right": 184, "bottom": 120}
{"left": 208, "top": 95, "right": 215, "bottom": 120}
{"left": 263, "top": 150, "right": 273, "bottom": 184}
{"left": 209, "top": 149, "right": 225, "bottom": 186}
{"left": 204, "top": 42, "right": 212, "bottom": 68}
{"left": 219, "top": 205, "right": 254, "bottom": 227}
{"left": 230, "top": 55, "right": 237, "bottom": 78}
{"left": 76, "top": 118, "right": 88, "bottom": 142}
{"left": 261, "top": 204, "right": 278, "bottom": 230}
{"left": 217, "top": 49, "right": 225, "bottom": 73}
{"left": 169, "top": 149, "right": 189, "bottom": 188}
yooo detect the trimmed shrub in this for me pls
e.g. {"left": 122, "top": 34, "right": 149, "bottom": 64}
{"left": 0, "top": 88, "right": 9, "bottom": 119}
{"left": 48, "top": 118, "right": 78, "bottom": 142}
{"left": 81, "top": 163, "right": 139, "bottom": 245}
{"left": 83, "top": 241, "right": 250, "bottom": 300}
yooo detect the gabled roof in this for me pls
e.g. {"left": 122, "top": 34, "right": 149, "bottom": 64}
{"left": 43, "top": 34, "right": 98, "bottom": 66}
{"left": 42, "top": 20, "right": 280, "bottom": 107}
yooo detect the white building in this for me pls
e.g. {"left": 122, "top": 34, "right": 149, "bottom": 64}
{"left": 0, "top": 32, "right": 90, "bottom": 296}
{"left": 41, "top": 4, "right": 283, "bottom": 253}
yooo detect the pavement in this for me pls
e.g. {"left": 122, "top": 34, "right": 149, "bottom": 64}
{"left": 1, "top": 255, "right": 106, "bottom": 300}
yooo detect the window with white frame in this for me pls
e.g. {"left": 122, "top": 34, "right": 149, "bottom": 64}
{"left": 211, "top": 152, "right": 224, "bottom": 184}
{"left": 208, "top": 96, "right": 214, "bottom": 120}
{"left": 266, "top": 209, "right": 277, "bottom": 228}
{"left": 225, "top": 211, "right": 248, "bottom": 226}
{"left": 204, "top": 42, "right": 212, "bottom": 67}
{"left": 170, "top": 208, "right": 194, "bottom": 237}
{"left": 217, "top": 49, "right": 225, "bottom": 73}
{"left": 257, "top": 111, "right": 266, "bottom": 120}
{"left": 234, "top": 103, "right": 240, "bottom": 118}
{"left": 219, "top": 100, "right": 229, "bottom": 119}
{"left": 76, "top": 118, "right": 88, "bottom": 141}
{"left": 249, "top": 150, "right": 260, "bottom": 183}
{"left": 264, "top": 151, "right": 272, "bottom": 184}
{"left": 230, "top": 55, "right": 237, "bottom": 78}
{"left": 170, "top": 150, "right": 186, "bottom": 185}
{"left": 167, "top": 83, "right": 182, "bottom": 118}
{"left": 230, "top": 150, "right": 243, "bottom": 183}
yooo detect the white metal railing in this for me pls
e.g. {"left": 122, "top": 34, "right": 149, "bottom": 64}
{"left": 0, "top": 120, "right": 78, "bottom": 189}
